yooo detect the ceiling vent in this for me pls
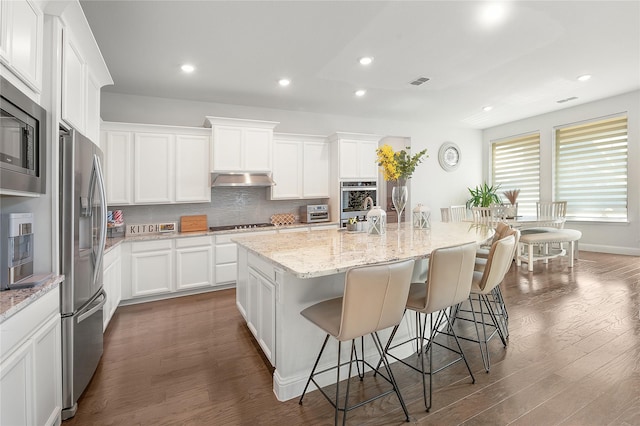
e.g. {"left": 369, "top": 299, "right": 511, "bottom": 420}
{"left": 410, "top": 77, "right": 430, "bottom": 86}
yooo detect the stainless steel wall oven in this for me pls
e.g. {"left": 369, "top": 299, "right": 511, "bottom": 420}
{"left": 340, "top": 181, "right": 377, "bottom": 227}
{"left": 0, "top": 76, "right": 46, "bottom": 194}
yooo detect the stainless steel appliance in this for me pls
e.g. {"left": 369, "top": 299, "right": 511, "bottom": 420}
{"left": 209, "top": 222, "right": 275, "bottom": 232}
{"left": 300, "top": 204, "right": 330, "bottom": 223}
{"left": 1, "top": 213, "right": 34, "bottom": 290}
{"left": 340, "top": 181, "right": 377, "bottom": 227}
{"left": 59, "top": 129, "right": 107, "bottom": 420}
{"left": 0, "top": 76, "right": 46, "bottom": 194}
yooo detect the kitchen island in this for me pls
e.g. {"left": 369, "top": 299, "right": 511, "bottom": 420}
{"left": 233, "top": 221, "right": 493, "bottom": 401}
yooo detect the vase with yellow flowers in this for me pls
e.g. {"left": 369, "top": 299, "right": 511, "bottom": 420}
{"left": 376, "top": 145, "right": 428, "bottom": 229}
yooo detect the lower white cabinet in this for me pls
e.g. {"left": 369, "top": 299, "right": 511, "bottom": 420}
{"left": 214, "top": 230, "right": 277, "bottom": 286}
{"left": 175, "top": 237, "right": 213, "bottom": 291}
{"left": 103, "top": 245, "right": 122, "bottom": 330}
{"left": 246, "top": 254, "right": 277, "bottom": 366}
{"left": 0, "top": 289, "right": 62, "bottom": 426}
{"left": 130, "top": 240, "right": 174, "bottom": 297}
{"left": 122, "top": 236, "right": 215, "bottom": 301}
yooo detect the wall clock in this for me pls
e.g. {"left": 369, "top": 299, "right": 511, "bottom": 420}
{"left": 438, "top": 142, "right": 461, "bottom": 171}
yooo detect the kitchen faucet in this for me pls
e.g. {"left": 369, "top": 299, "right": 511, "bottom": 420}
{"left": 362, "top": 196, "right": 374, "bottom": 210}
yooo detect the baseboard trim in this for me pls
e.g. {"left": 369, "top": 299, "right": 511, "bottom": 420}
{"left": 580, "top": 244, "right": 640, "bottom": 256}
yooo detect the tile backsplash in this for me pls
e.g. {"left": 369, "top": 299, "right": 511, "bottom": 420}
{"left": 110, "top": 187, "right": 328, "bottom": 228}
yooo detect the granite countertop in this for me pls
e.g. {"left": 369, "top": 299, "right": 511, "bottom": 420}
{"left": 105, "top": 221, "right": 339, "bottom": 251}
{"left": 0, "top": 275, "right": 64, "bottom": 323}
{"left": 232, "top": 221, "right": 494, "bottom": 279}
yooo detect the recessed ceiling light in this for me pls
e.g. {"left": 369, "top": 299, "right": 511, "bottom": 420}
{"left": 359, "top": 57, "right": 374, "bottom": 66}
{"left": 482, "top": 106, "right": 493, "bottom": 112}
{"left": 181, "top": 64, "right": 195, "bottom": 73}
{"left": 479, "top": 3, "right": 508, "bottom": 27}
{"left": 577, "top": 74, "right": 591, "bottom": 82}
{"left": 355, "top": 89, "right": 366, "bottom": 97}
{"left": 278, "top": 78, "right": 291, "bottom": 87}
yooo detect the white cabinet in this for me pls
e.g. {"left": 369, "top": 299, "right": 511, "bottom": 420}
{"left": 123, "top": 236, "right": 215, "bottom": 301}
{"left": 102, "top": 122, "right": 211, "bottom": 205}
{"left": 246, "top": 253, "right": 277, "bottom": 366}
{"left": 270, "top": 133, "right": 330, "bottom": 200}
{"left": 58, "top": 3, "right": 112, "bottom": 142}
{"left": 0, "top": 0, "right": 43, "bottom": 92}
{"left": 214, "top": 229, "right": 277, "bottom": 286}
{"left": 329, "top": 132, "right": 380, "bottom": 180}
{"left": 0, "top": 289, "right": 62, "bottom": 426}
{"left": 102, "top": 130, "right": 133, "bottom": 205}
{"left": 175, "top": 236, "right": 213, "bottom": 291}
{"left": 103, "top": 245, "right": 122, "bottom": 331}
{"left": 61, "top": 35, "right": 85, "bottom": 132}
{"left": 134, "top": 133, "right": 174, "bottom": 204}
{"left": 205, "top": 116, "right": 279, "bottom": 173}
{"left": 130, "top": 240, "right": 173, "bottom": 297}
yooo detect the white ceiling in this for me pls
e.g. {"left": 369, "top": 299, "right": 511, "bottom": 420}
{"left": 80, "top": 0, "right": 640, "bottom": 129}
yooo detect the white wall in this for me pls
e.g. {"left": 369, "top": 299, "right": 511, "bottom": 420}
{"left": 100, "top": 92, "right": 483, "bottom": 222}
{"left": 483, "top": 90, "right": 640, "bottom": 255}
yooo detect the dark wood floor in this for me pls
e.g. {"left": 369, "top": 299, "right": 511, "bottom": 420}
{"left": 64, "top": 252, "right": 640, "bottom": 426}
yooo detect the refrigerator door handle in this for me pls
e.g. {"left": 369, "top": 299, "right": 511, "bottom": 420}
{"left": 77, "top": 289, "right": 107, "bottom": 324}
{"left": 91, "top": 154, "right": 108, "bottom": 286}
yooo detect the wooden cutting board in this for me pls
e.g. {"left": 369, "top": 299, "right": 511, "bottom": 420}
{"left": 180, "top": 215, "right": 208, "bottom": 232}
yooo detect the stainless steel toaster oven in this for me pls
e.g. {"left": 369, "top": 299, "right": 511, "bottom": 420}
{"left": 300, "top": 204, "right": 329, "bottom": 223}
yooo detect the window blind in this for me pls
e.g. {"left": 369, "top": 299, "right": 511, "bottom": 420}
{"left": 492, "top": 133, "right": 540, "bottom": 216}
{"left": 555, "top": 115, "right": 628, "bottom": 221}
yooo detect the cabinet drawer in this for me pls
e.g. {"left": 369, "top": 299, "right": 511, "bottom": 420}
{"left": 216, "top": 243, "right": 237, "bottom": 264}
{"left": 175, "top": 236, "right": 211, "bottom": 248}
{"left": 215, "top": 263, "right": 236, "bottom": 284}
{"left": 0, "top": 289, "right": 59, "bottom": 360}
{"left": 248, "top": 253, "right": 275, "bottom": 281}
{"left": 130, "top": 239, "right": 172, "bottom": 252}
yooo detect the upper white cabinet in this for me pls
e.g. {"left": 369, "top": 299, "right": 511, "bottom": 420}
{"left": 59, "top": 3, "right": 113, "bottom": 143}
{"left": 270, "top": 133, "right": 330, "bottom": 200}
{"left": 205, "top": 116, "right": 279, "bottom": 173}
{"left": 0, "top": 0, "right": 43, "bottom": 93}
{"left": 329, "top": 132, "right": 380, "bottom": 180}
{"left": 101, "top": 122, "right": 211, "bottom": 205}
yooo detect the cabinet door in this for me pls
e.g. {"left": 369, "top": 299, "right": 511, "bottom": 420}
{"left": 339, "top": 140, "right": 359, "bottom": 179}
{"left": 358, "top": 140, "right": 379, "bottom": 179}
{"left": 103, "top": 131, "right": 133, "bottom": 205}
{"left": 303, "top": 141, "right": 330, "bottom": 198}
{"left": 86, "top": 74, "right": 101, "bottom": 144}
{"left": 244, "top": 128, "right": 272, "bottom": 171}
{"left": 258, "top": 276, "right": 276, "bottom": 366}
{"left": 175, "top": 135, "right": 210, "bottom": 203}
{"left": 134, "top": 133, "right": 174, "bottom": 204}
{"left": 131, "top": 249, "right": 173, "bottom": 297}
{"left": 247, "top": 270, "right": 260, "bottom": 338}
{"left": 0, "top": 340, "right": 32, "bottom": 426}
{"left": 212, "top": 126, "right": 242, "bottom": 171}
{"left": 32, "top": 315, "right": 62, "bottom": 426}
{"left": 271, "top": 139, "right": 301, "bottom": 199}
{"left": 62, "top": 35, "right": 85, "bottom": 132}
{"left": 0, "top": 0, "right": 42, "bottom": 91}
{"left": 176, "top": 245, "right": 213, "bottom": 290}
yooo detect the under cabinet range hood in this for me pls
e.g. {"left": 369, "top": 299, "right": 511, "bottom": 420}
{"left": 211, "top": 172, "right": 276, "bottom": 187}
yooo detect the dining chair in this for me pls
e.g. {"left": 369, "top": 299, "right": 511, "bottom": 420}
{"left": 536, "top": 201, "right": 567, "bottom": 228}
{"left": 452, "top": 232, "right": 518, "bottom": 372}
{"left": 380, "top": 242, "right": 477, "bottom": 412}
{"left": 449, "top": 205, "right": 467, "bottom": 222}
{"left": 298, "top": 259, "right": 415, "bottom": 425}
{"left": 471, "top": 206, "right": 497, "bottom": 228}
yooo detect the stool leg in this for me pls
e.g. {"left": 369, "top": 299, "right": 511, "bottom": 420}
{"left": 569, "top": 241, "right": 575, "bottom": 268}
{"left": 299, "top": 334, "right": 330, "bottom": 405}
{"left": 528, "top": 243, "right": 534, "bottom": 272}
{"left": 516, "top": 243, "right": 521, "bottom": 266}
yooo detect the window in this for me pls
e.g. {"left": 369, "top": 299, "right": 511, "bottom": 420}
{"left": 492, "top": 133, "right": 540, "bottom": 216}
{"left": 555, "top": 115, "right": 628, "bottom": 221}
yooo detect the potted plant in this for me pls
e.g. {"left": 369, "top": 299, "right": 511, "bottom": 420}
{"left": 466, "top": 182, "right": 501, "bottom": 209}
{"left": 502, "top": 189, "right": 520, "bottom": 218}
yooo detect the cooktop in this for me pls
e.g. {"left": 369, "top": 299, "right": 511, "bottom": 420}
{"left": 209, "top": 223, "right": 275, "bottom": 232}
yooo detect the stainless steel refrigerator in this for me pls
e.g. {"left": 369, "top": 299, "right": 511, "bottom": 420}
{"left": 59, "top": 129, "right": 107, "bottom": 420}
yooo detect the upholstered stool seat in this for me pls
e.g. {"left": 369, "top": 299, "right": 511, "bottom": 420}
{"left": 516, "top": 227, "right": 582, "bottom": 271}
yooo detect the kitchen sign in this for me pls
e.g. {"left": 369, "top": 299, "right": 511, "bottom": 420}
{"left": 126, "top": 223, "right": 176, "bottom": 235}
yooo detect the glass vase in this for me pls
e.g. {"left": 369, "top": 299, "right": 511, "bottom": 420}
{"left": 392, "top": 184, "right": 408, "bottom": 230}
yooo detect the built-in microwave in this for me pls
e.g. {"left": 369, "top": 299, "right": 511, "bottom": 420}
{"left": 0, "top": 76, "right": 46, "bottom": 194}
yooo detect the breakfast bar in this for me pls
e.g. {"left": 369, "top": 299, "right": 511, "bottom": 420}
{"left": 233, "top": 221, "right": 493, "bottom": 401}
